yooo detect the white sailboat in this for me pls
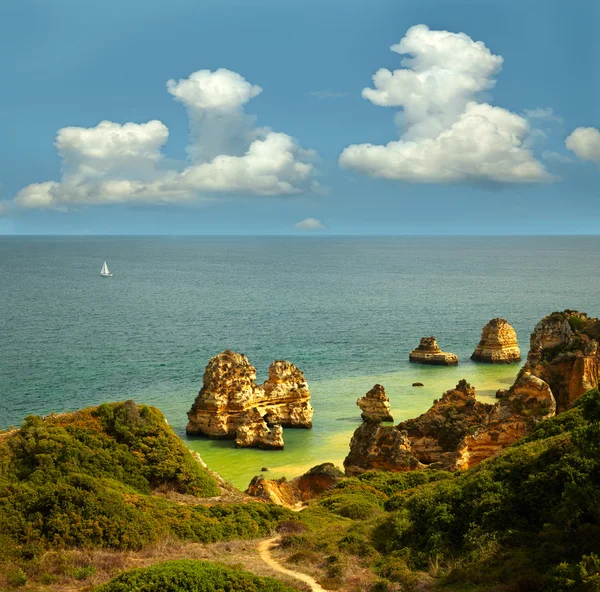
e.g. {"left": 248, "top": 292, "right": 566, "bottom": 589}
{"left": 100, "top": 261, "right": 113, "bottom": 277}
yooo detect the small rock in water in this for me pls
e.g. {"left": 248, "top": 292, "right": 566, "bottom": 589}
{"left": 261, "top": 467, "right": 269, "bottom": 472}
{"left": 412, "top": 382, "right": 424, "bottom": 387}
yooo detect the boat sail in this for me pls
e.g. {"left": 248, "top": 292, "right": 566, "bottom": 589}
{"left": 100, "top": 261, "right": 113, "bottom": 277}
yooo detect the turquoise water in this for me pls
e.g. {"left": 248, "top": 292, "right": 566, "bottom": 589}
{"left": 2, "top": 236, "right": 600, "bottom": 488}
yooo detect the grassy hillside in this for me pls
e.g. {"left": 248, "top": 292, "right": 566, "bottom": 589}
{"left": 281, "top": 388, "right": 600, "bottom": 591}
{"left": 0, "top": 401, "right": 293, "bottom": 589}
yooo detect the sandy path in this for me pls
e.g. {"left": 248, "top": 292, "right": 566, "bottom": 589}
{"left": 257, "top": 538, "right": 328, "bottom": 592}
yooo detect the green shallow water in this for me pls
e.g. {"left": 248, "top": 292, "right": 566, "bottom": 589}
{"left": 2, "top": 236, "right": 600, "bottom": 490}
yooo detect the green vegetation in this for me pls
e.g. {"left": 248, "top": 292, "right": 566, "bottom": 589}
{"left": 0, "top": 401, "right": 294, "bottom": 589}
{"left": 286, "top": 388, "right": 600, "bottom": 591}
{"left": 94, "top": 560, "right": 299, "bottom": 592}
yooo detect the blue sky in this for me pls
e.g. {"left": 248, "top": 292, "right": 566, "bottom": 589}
{"left": 0, "top": 0, "right": 598, "bottom": 235}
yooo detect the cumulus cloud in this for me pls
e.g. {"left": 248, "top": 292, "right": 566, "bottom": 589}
{"left": 542, "top": 150, "right": 573, "bottom": 164}
{"left": 294, "top": 217, "right": 325, "bottom": 230}
{"left": 339, "top": 25, "right": 552, "bottom": 184}
{"left": 15, "top": 69, "right": 318, "bottom": 210}
{"left": 565, "top": 127, "right": 600, "bottom": 164}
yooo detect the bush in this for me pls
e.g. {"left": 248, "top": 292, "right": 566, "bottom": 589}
{"left": 94, "top": 559, "right": 299, "bottom": 592}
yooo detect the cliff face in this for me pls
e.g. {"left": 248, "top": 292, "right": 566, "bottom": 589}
{"left": 519, "top": 311, "right": 600, "bottom": 412}
{"left": 186, "top": 350, "right": 313, "bottom": 448}
{"left": 344, "top": 376, "right": 555, "bottom": 476}
{"left": 471, "top": 318, "right": 521, "bottom": 363}
{"left": 246, "top": 463, "right": 344, "bottom": 508}
{"left": 357, "top": 384, "right": 393, "bottom": 422}
{"left": 409, "top": 337, "right": 458, "bottom": 366}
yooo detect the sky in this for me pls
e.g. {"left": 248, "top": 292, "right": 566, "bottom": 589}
{"left": 0, "top": 0, "right": 598, "bottom": 235}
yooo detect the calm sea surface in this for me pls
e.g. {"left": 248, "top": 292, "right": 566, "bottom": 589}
{"left": 2, "top": 236, "right": 599, "bottom": 487}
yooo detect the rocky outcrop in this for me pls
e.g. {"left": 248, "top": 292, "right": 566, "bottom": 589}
{"left": 234, "top": 409, "right": 284, "bottom": 450}
{"left": 246, "top": 463, "right": 344, "bottom": 508}
{"left": 471, "top": 318, "right": 521, "bottom": 363}
{"left": 344, "top": 376, "right": 556, "bottom": 476}
{"left": 518, "top": 311, "right": 600, "bottom": 412}
{"left": 357, "top": 384, "right": 393, "bottom": 422}
{"left": 186, "top": 350, "right": 313, "bottom": 448}
{"left": 409, "top": 337, "right": 458, "bottom": 366}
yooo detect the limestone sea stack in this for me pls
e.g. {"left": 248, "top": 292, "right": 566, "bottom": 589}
{"left": 357, "top": 384, "right": 393, "bottom": 422}
{"left": 186, "top": 350, "right": 313, "bottom": 449}
{"left": 234, "top": 409, "right": 284, "bottom": 450}
{"left": 471, "top": 318, "right": 521, "bottom": 363}
{"left": 409, "top": 337, "right": 458, "bottom": 366}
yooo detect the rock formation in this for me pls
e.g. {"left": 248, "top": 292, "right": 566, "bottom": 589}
{"left": 344, "top": 376, "right": 555, "bottom": 476}
{"left": 518, "top": 310, "right": 600, "bottom": 412}
{"left": 186, "top": 350, "right": 313, "bottom": 449}
{"left": 471, "top": 318, "right": 521, "bottom": 363}
{"left": 409, "top": 337, "right": 458, "bottom": 366}
{"left": 357, "top": 384, "right": 393, "bottom": 422}
{"left": 246, "top": 463, "right": 344, "bottom": 508}
{"left": 234, "top": 409, "right": 284, "bottom": 450}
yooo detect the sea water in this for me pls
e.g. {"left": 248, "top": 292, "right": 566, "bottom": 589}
{"left": 2, "top": 236, "right": 599, "bottom": 488}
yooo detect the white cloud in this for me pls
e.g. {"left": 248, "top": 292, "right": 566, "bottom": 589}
{"left": 339, "top": 25, "right": 552, "bottom": 184}
{"left": 524, "top": 107, "right": 563, "bottom": 124}
{"left": 294, "top": 217, "right": 325, "bottom": 230}
{"left": 14, "top": 69, "right": 318, "bottom": 210}
{"left": 565, "top": 127, "right": 600, "bottom": 164}
{"left": 542, "top": 150, "right": 573, "bottom": 164}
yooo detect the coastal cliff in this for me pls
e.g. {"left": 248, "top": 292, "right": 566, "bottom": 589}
{"left": 344, "top": 375, "right": 556, "bottom": 476}
{"left": 409, "top": 337, "right": 458, "bottom": 365}
{"left": 471, "top": 318, "right": 521, "bottom": 363}
{"left": 357, "top": 384, "right": 393, "bottom": 422}
{"left": 517, "top": 310, "right": 600, "bottom": 412}
{"left": 186, "top": 350, "right": 312, "bottom": 449}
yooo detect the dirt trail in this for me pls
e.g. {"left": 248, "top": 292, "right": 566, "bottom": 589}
{"left": 257, "top": 537, "right": 328, "bottom": 592}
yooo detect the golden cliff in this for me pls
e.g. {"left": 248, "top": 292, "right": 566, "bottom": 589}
{"left": 471, "top": 318, "right": 521, "bottom": 363}
{"left": 186, "top": 350, "right": 312, "bottom": 448}
{"left": 518, "top": 310, "right": 600, "bottom": 412}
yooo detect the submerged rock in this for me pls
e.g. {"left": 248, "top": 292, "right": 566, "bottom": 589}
{"left": 246, "top": 463, "right": 344, "bottom": 508}
{"left": 357, "top": 384, "right": 393, "bottom": 422}
{"left": 471, "top": 318, "right": 521, "bottom": 363}
{"left": 409, "top": 337, "right": 458, "bottom": 366}
{"left": 412, "top": 382, "right": 424, "bottom": 387}
{"left": 186, "top": 350, "right": 313, "bottom": 448}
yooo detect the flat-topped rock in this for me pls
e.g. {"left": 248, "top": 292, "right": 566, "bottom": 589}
{"left": 186, "top": 350, "right": 312, "bottom": 448}
{"left": 357, "top": 384, "right": 393, "bottom": 422}
{"left": 471, "top": 318, "right": 521, "bottom": 363}
{"left": 409, "top": 337, "right": 458, "bottom": 366}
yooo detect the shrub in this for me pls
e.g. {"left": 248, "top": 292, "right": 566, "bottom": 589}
{"left": 94, "top": 559, "right": 299, "bottom": 592}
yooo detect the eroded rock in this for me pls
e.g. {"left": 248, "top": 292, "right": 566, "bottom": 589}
{"left": 409, "top": 337, "right": 458, "bottom": 366}
{"left": 357, "top": 384, "right": 393, "bottom": 422}
{"left": 344, "top": 376, "right": 555, "bottom": 476}
{"left": 519, "top": 310, "right": 600, "bottom": 412}
{"left": 471, "top": 318, "right": 521, "bottom": 363}
{"left": 186, "top": 350, "right": 313, "bottom": 448}
{"left": 234, "top": 408, "right": 284, "bottom": 450}
{"left": 246, "top": 463, "right": 344, "bottom": 508}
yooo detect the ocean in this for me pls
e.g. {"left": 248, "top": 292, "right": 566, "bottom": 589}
{"left": 1, "top": 236, "right": 599, "bottom": 488}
